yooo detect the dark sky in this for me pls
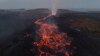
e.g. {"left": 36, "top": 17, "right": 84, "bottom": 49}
{"left": 0, "top": 0, "right": 100, "bottom": 9}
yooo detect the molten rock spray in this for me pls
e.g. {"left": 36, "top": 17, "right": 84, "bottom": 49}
{"left": 32, "top": 13, "right": 73, "bottom": 56}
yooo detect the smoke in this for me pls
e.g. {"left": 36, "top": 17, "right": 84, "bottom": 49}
{"left": 51, "top": 0, "right": 60, "bottom": 15}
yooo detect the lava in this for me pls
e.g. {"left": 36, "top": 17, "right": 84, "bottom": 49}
{"left": 32, "top": 15, "right": 73, "bottom": 56}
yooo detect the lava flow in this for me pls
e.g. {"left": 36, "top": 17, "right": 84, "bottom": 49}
{"left": 32, "top": 14, "right": 73, "bottom": 56}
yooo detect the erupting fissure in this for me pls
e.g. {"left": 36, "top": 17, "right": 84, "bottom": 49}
{"left": 32, "top": 14, "right": 73, "bottom": 56}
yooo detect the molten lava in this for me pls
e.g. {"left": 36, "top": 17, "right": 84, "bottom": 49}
{"left": 32, "top": 15, "right": 73, "bottom": 56}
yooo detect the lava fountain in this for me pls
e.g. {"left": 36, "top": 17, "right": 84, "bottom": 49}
{"left": 32, "top": 13, "right": 73, "bottom": 56}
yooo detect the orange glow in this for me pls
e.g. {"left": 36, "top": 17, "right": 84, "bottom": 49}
{"left": 33, "top": 15, "right": 73, "bottom": 56}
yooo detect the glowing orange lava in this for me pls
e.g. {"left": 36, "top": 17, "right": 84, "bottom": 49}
{"left": 32, "top": 15, "right": 73, "bottom": 56}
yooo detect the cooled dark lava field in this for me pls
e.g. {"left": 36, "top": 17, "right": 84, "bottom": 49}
{"left": 0, "top": 9, "right": 100, "bottom": 56}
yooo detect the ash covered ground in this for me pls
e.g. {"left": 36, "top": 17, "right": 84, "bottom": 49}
{"left": 0, "top": 9, "right": 100, "bottom": 56}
